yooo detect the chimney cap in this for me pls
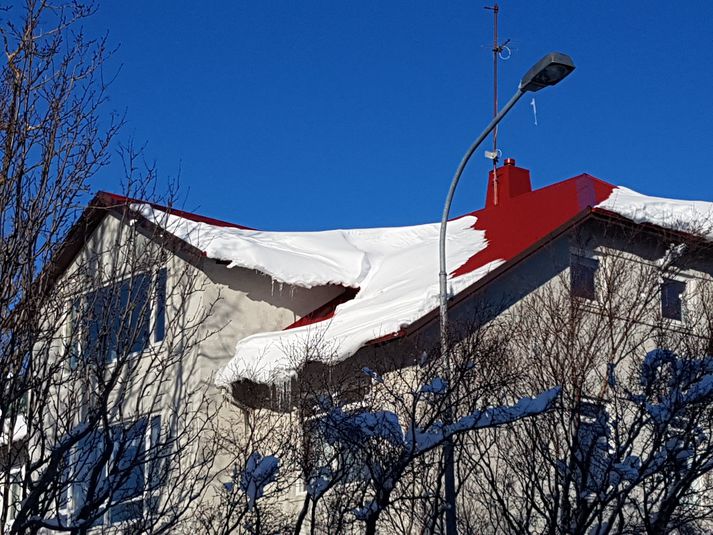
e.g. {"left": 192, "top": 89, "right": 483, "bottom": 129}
{"left": 504, "top": 157, "right": 516, "bottom": 166}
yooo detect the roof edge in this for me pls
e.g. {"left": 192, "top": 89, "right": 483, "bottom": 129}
{"left": 96, "top": 191, "right": 253, "bottom": 230}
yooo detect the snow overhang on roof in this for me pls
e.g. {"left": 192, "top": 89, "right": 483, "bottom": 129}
{"left": 595, "top": 186, "right": 713, "bottom": 238}
{"left": 132, "top": 167, "right": 713, "bottom": 388}
{"left": 136, "top": 203, "right": 500, "bottom": 384}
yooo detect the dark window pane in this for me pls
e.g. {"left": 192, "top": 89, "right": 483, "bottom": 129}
{"left": 148, "top": 415, "right": 164, "bottom": 490}
{"left": 69, "top": 298, "right": 81, "bottom": 370}
{"left": 59, "top": 428, "right": 107, "bottom": 525}
{"left": 86, "top": 289, "right": 101, "bottom": 363}
{"left": 109, "top": 418, "right": 148, "bottom": 524}
{"left": 108, "top": 282, "right": 127, "bottom": 361}
{"left": 127, "top": 273, "right": 151, "bottom": 353}
{"left": 74, "top": 428, "right": 109, "bottom": 516}
{"left": 154, "top": 269, "right": 167, "bottom": 343}
{"left": 81, "top": 274, "right": 152, "bottom": 364}
{"left": 662, "top": 279, "right": 685, "bottom": 321}
{"left": 109, "top": 500, "right": 143, "bottom": 523}
{"left": 113, "top": 418, "right": 147, "bottom": 503}
{"left": 571, "top": 256, "right": 598, "bottom": 300}
{"left": 85, "top": 285, "right": 119, "bottom": 364}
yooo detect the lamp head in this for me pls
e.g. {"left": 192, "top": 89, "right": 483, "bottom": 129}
{"left": 519, "top": 52, "right": 575, "bottom": 93}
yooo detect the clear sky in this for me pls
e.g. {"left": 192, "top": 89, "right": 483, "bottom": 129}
{"left": 87, "top": 1, "right": 713, "bottom": 231}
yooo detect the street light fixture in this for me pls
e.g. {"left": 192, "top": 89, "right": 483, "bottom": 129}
{"left": 438, "top": 51, "right": 575, "bottom": 535}
{"left": 519, "top": 52, "right": 575, "bottom": 92}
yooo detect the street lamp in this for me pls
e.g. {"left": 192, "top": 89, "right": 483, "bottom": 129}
{"left": 438, "top": 51, "right": 575, "bottom": 535}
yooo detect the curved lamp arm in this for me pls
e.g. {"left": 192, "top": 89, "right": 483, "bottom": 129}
{"left": 436, "top": 51, "right": 573, "bottom": 535}
{"left": 437, "top": 87, "right": 524, "bottom": 349}
{"left": 437, "top": 50, "right": 575, "bottom": 350}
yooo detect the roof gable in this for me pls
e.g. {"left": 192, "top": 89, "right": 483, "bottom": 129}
{"left": 41, "top": 192, "right": 253, "bottom": 298}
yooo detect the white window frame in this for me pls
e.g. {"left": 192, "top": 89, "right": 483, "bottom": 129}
{"left": 59, "top": 414, "right": 163, "bottom": 528}
{"left": 64, "top": 269, "right": 167, "bottom": 370}
{"left": 2, "top": 466, "right": 24, "bottom": 530}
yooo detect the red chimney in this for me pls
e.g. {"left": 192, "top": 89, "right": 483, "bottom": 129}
{"left": 485, "top": 158, "right": 532, "bottom": 208}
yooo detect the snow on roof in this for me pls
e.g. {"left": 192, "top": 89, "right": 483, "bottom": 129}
{"left": 136, "top": 204, "right": 499, "bottom": 384}
{"left": 596, "top": 186, "right": 713, "bottom": 238}
{"left": 134, "top": 175, "right": 713, "bottom": 387}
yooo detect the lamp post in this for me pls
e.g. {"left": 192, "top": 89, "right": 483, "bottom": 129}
{"left": 438, "top": 52, "right": 575, "bottom": 535}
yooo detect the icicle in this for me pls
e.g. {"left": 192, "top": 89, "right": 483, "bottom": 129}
{"left": 270, "top": 377, "right": 292, "bottom": 411}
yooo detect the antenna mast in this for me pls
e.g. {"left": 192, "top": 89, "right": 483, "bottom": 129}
{"left": 484, "top": 3, "right": 510, "bottom": 204}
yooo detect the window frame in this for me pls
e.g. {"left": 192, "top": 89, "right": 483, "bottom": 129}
{"left": 65, "top": 269, "right": 167, "bottom": 369}
{"left": 60, "top": 414, "right": 164, "bottom": 527}
{"left": 570, "top": 253, "right": 599, "bottom": 301}
{"left": 303, "top": 401, "right": 371, "bottom": 489}
{"left": 2, "top": 466, "right": 24, "bottom": 529}
{"left": 661, "top": 277, "right": 686, "bottom": 322}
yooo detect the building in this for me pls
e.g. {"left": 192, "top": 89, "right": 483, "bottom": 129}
{"left": 3, "top": 159, "right": 713, "bottom": 533}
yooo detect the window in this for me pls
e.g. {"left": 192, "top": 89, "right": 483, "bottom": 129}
{"left": 110, "top": 419, "right": 147, "bottom": 523}
{"left": 661, "top": 278, "right": 685, "bottom": 321}
{"left": 154, "top": 268, "right": 167, "bottom": 343}
{"left": 71, "top": 427, "right": 107, "bottom": 526}
{"left": 575, "top": 400, "right": 610, "bottom": 495}
{"left": 68, "top": 270, "right": 166, "bottom": 367}
{"left": 2, "top": 468, "right": 23, "bottom": 528}
{"left": 68, "top": 298, "right": 82, "bottom": 370}
{"left": 305, "top": 410, "right": 370, "bottom": 486}
{"left": 62, "top": 416, "right": 163, "bottom": 525}
{"left": 570, "top": 255, "right": 598, "bottom": 300}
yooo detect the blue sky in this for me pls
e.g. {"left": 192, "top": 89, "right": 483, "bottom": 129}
{"left": 88, "top": 2, "right": 713, "bottom": 231}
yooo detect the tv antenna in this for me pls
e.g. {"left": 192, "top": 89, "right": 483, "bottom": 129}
{"left": 483, "top": 3, "right": 510, "bottom": 204}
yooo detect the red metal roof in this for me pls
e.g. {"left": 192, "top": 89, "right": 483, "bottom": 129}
{"left": 454, "top": 172, "right": 615, "bottom": 277}
{"left": 284, "top": 168, "right": 615, "bottom": 334}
